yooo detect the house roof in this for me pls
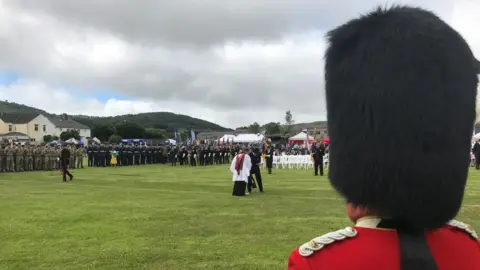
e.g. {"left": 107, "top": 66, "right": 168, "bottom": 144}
{"left": 0, "top": 132, "right": 29, "bottom": 137}
{"left": 48, "top": 117, "right": 90, "bottom": 129}
{"left": 0, "top": 113, "right": 39, "bottom": 124}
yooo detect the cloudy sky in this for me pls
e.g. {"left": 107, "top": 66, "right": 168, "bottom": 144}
{"left": 0, "top": 0, "right": 478, "bottom": 128}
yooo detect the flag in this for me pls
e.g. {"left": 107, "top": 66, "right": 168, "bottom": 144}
{"left": 313, "top": 128, "right": 317, "bottom": 143}
{"left": 173, "top": 128, "right": 178, "bottom": 140}
{"left": 191, "top": 129, "right": 196, "bottom": 142}
{"left": 262, "top": 136, "right": 268, "bottom": 155}
{"left": 305, "top": 130, "right": 309, "bottom": 149}
{"left": 223, "top": 137, "right": 225, "bottom": 144}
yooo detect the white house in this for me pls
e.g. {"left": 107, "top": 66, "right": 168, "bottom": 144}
{"left": 48, "top": 114, "right": 91, "bottom": 138}
{"left": 0, "top": 112, "right": 91, "bottom": 144}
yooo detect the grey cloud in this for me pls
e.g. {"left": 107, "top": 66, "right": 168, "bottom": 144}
{"left": 5, "top": 0, "right": 454, "bottom": 48}
{"left": 0, "top": 0, "right": 456, "bottom": 126}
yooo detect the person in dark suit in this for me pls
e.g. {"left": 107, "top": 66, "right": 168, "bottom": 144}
{"left": 248, "top": 147, "right": 264, "bottom": 194}
{"left": 472, "top": 141, "right": 480, "bottom": 169}
{"left": 265, "top": 146, "right": 274, "bottom": 174}
{"left": 313, "top": 142, "right": 325, "bottom": 176}
{"left": 60, "top": 145, "right": 73, "bottom": 182}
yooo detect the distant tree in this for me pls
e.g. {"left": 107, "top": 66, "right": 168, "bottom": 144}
{"left": 247, "top": 122, "right": 261, "bottom": 134}
{"left": 108, "top": 134, "right": 122, "bottom": 144}
{"left": 52, "top": 135, "right": 59, "bottom": 141}
{"left": 60, "top": 129, "right": 80, "bottom": 141}
{"left": 43, "top": 135, "right": 52, "bottom": 143}
{"left": 115, "top": 121, "right": 145, "bottom": 138}
{"left": 263, "top": 122, "right": 282, "bottom": 135}
{"left": 145, "top": 128, "right": 166, "bottom": 139}
{"left": 153, "top": 123, "right": 168, "bottom": 129}
{"left": 283, "top": 110, "right": 295, "bottom": 135}
{"left": 92, "top": 123, "right": 116, "bottom": 142}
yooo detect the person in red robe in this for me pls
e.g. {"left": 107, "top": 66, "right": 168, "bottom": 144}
{"left": 287, "top": 6, "right": 480, "bottom": 270}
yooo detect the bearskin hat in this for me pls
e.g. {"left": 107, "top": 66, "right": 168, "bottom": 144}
{"left": 325, "top": 6, "right": 478, "bottom": 229}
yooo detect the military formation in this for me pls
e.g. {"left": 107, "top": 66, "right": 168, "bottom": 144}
{"left": 0, "top": 143, "right": 86, "bottom": 172}
{"left": 168, "top": 145, "right": 240, "bottom": 166}
{"left": 0, "top": 142, "right": 243, "bottom": 171}
{"left": 86, "top": 144, "right": 168, "bottom": 167}
{"left": 85, "top": 144, "right": 241, "bottom": 167}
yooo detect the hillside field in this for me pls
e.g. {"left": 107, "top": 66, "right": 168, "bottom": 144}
{"left": 0, "top": 165, "right": 479, "bottom": 270}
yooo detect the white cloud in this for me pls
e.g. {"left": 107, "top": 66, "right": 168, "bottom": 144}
{"left": 0, "top": 0, "right": 478, "bottom": 128}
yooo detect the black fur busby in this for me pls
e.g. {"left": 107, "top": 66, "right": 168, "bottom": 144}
{"left": 325, "top": 6, "right": 478, "bottom": 229}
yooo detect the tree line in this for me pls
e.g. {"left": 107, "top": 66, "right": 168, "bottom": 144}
{"left": 245, "top": 111, "right": 295, "bottom": 136}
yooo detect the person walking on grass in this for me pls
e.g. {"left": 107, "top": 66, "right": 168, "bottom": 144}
{"left": 60, "top": 145, "right": 73, "bottom": 182}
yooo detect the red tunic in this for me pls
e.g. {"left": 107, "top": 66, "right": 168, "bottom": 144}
{"left": 287, "top": 217, "right": 480, "bottom": 270}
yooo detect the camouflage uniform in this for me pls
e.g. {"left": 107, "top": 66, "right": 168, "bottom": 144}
{"left": 26, "top": 146, "right": 34, "bottom": 171}
{"left": 16, "top": 146, "right": 24, "bottom": 171}
{"left": 43, "top": 146, "right": 50, "bottom": 170}
{"left": 68, "top": 145, "right": 75, "bottom": 169}
{"left": 35, "top": 146, "right": 41, "bottom": 170}
{"left": 76, "top": 147, "right": 83, "bottom": 168}
{"left": 0, "top": 145, "right": 4, "bottom": 172}
{"left": 55, "top": 148, "right": 61, "bottom": 170}
{"left": 47, "top": 147, "right": 53, "bottom": 171}
{"left": 5, "top": 146, "right": 14, "bottom": 172}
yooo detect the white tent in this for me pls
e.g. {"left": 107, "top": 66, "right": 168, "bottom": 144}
{"left": 165, "top": 139, "right": 177, "bottom": 145}
{"left": 288, "top": 132, "right": 313, "bottom": 141}
{"left": 219, "top": 134, "right": 236, "bottom": 142}
{"left": 233, "top": 134, "right": 263, "bottom": 143}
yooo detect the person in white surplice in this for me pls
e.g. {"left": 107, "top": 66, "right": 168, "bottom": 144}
{"left": 230, "top": 147, "right": 252, "bottom": 196}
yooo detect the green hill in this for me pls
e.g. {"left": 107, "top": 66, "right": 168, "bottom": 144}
{"left": 0, "top": 101, "right": 230, "bottom": 132}
{"left": 0, "top": 100, "right": 48, "bottom": 115}
{"left": 73, "top": 113, "right": 231, "bottom": 132}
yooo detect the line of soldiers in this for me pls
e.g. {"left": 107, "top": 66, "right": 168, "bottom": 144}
{"left": 85, "top": 144, "right": 241, "bottom": 168}
{"left": 168, "top": 146, "right": 239, "bottom": 166}
{"left": 0, "top": 143, "right": 86, "bottom": 172}
{"left": 86, "top": 145, "right": 168, "bottom": 167}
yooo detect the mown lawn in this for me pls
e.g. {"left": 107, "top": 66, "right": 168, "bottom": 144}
{"left": 0, "top": 165, "right": 479, "bottom": 270}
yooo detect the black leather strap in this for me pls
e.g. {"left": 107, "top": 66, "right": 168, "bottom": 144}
{"left": 377, "top": 220, "right": 438, "bottom": 270}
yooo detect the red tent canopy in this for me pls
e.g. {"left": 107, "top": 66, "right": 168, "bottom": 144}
{"left": 321, "top": 136, "right": 330, "bottom": 144}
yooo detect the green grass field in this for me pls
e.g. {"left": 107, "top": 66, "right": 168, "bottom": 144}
{"left": 1, "top": 164, "right": 479, "bottom": 270}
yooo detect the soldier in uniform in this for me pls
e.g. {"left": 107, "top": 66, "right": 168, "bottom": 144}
{"left": 0, "top": 144, "right": 4, "bottom": 172}
{"left": 16, "top": 144, "right": 24, "bottom": 172}
{"left": 70, "top": 145, "right": 76, "bottom": 169}
{"left": 26, "top": 145, "right": 33, "bottom": 171}
{"left": 5, "top": 144, "right": 14, "bottom": 172}
{"left": 287, "top": 6, "right": 480, "bottom": 270}
{"left": 199, "top": 147, "right": 204, "bottom": 166}
{"left": 76, "top": 146, "right": 84, "bottom": 169}
{"left": 264, "top": 145, "right": 274, "bottom": 174}
{"left": 87, "top": 145, "right": 93, "bottom": 167}
{"left": 55, "top": 146, "right": 62, "bottom": 170}
{"left": 34, "top": 145, "right": 42, "bottom": 170}
{"left": 42, "top": 146, "right": 49, "bottom": 171}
